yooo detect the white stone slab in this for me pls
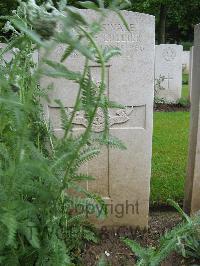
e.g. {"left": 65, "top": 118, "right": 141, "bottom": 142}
{"left": 182, "top": 51, "right": 190, "bottom": 74}
{"left": 0, "top": 43, "right": 13, "bottom": 62}
{"left": 41, "top": 10, "right": 155, "bottom": 227}
{"left": 188, "top": 47, "right": 194, "bottom": 101}
{"left": 184, "top": 24, "right": 200, "bottom": 214}
{"left": 155, "top": 44, "right": 183, "bottom": 103}
{"left": 0, "top": 43, "right": 38, "bottom": 64}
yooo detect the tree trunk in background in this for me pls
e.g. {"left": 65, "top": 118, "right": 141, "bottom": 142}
{"left": 158, "top": 4, "right": 168, "bottom": 44}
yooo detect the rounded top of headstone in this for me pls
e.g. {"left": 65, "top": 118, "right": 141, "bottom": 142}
{"left": 156, "top": 44, "right": 183, "bottom": 48}
{"left": 117, "top": 10, "right": 155, "bottom": 19}
{"left": 155, "top": 44, "right": 183, "bottom": 62}
{"left": 194, "top": 24, "right": 200, "bottom": 46}
{"left": 155, "top": 44, "right": 183, "bottom": 52}
{"left": 80, "top": 9, "right": 155, "bottom": 24}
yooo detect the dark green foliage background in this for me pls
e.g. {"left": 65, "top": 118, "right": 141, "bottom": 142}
{"left": 1, "top": 0, "right": 200, "bottom": 45}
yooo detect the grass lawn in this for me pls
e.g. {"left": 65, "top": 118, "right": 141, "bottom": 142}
{"left": 150, "top": 112, "right": 190, "bottom": 206}
{"left": 182, "top": 85, "right": 189, "bottom": 99}
{"left": 150, "top": 74, "right": 190, "bottom": 206}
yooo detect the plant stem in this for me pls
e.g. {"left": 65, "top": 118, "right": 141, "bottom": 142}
{"left": 63, "top": 58, "right": 89, "bottom": 139}
{"left": 62, "top": 26, "right": 105, "bottom": 186}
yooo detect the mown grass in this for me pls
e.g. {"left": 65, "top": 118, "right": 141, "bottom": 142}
{"left": 150, "top": 112, "right": 190, "bottom": 206}
{"left": 151, "top": 74, "right": 190, "bottom": 206}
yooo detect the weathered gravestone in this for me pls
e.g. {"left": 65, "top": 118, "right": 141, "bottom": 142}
{"left": 155, "top": 44, "right": 183, "bottom": 103}
{"left": 41, "top": 10, "right": 155, "bottom": 227}
{"left": 184, "top": 24, "right": 200, "bottom": 215}
{"left": 182, "top": 50, "right": 190, "bottom": 74}
{"left": 0, "top": 43, "right": 13, "bottom": 62}
{"left": 188, "top": 47, "right": 194, "bottom": 101}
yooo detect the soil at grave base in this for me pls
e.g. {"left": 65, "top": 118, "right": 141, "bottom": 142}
{"left": 81, "top": 211, "right": 200, "bottom": 266}
{"left": 154, "top": 103, "right": 190, "bottom": 112}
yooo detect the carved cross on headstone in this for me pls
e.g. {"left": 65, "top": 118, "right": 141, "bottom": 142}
{"left": 163, "top": 73, "right": 173, "bottom": 89}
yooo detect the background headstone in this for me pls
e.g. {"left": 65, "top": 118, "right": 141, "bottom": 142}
{"left": 184, "top": 24, "right": 200, "bottom": 215}
{"left": 182, "top": 50, "right": 190, "bottom": 74}
{"left": 0, "top": 43, "right": 13, "bottom": 62}
{"left": 155, "top": 44, "right": 183, "bottom": 103}
{"left": 41, "top": 10, "right": 155, "bottom": 227}
{"left": 188, "top": 47, "right": 194, "bottom": 101}
{"left": 0, "top": 43, "right": 38, "bottom": 64}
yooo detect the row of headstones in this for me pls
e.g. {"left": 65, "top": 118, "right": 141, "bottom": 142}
{"left": 0, "top": 42, "right": 188, "bottom": 104}
{"left": 1, "top": 11, "right": 199, "bottom": 228}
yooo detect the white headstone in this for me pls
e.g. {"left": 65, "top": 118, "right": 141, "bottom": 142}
{"left": 155, "top": 44, "right": 183, "bottom": 103}
{"left": 41, "top": 10, "right": 155, "bottom": 227}
{"left": 0, "top": 43, "right": 13, "bottom": 62}
{"left": 0, "top": 43, "right": 38, "bottom": 64}
{"left": 188, "top": 47, "right": 194, "bottom": 101}
{"left": 184, "top": 24, "right": 200, "bottom": 214}
{"left": 182, "top": 51, "right": 190, "bottom": 74}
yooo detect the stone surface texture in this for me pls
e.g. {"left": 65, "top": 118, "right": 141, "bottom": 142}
{"left": 0, "top": 43, "right": 38, "bottom": 64}
{"left": 41, "top": 10, "right": 155, "bottom": 227}
{"left": 0, "top": 43, "right": 13, "bottom": 62}
{"left": 189, "top": 47, "right": 194, "bottom": 100}
{"left": 184, "top": 24, "right": 200, "bottom": 214}
{"left": 182, "top": 51, "right": 190, "bottom": 74}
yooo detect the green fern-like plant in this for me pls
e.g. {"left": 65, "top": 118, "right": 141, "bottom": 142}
{"left": 123, "top": 200, "right": 200, "bottom": 266}
{"left": 0, "top": 0, "right": 130, "bottom": 264}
